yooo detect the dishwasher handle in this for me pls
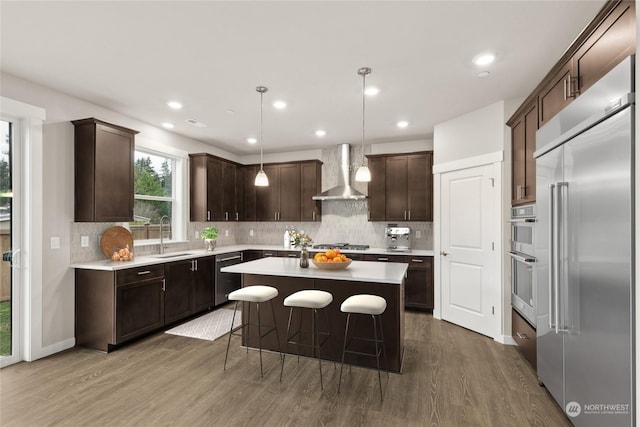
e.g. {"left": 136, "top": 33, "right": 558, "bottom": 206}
{"left": 217, "top": 255, "right": 242, "bottom": 263}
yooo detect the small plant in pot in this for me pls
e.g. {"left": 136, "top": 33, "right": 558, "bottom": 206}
{"left": 200, "top": 227, "right": 219, "bottom": 251}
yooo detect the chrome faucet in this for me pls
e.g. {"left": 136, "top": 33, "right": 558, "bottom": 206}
{"left": 159, "top": 216, "right": 170, "bottom": 254}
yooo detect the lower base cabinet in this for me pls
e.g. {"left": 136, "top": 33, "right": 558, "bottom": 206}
{"left": 512, "top": 308, "right": 536, "bottom": 370}
{"left": 363, "top": 254, "right": 434, "bottom": 311}
{"left": 164, "top": 256, "right": 214, "bottom": 325}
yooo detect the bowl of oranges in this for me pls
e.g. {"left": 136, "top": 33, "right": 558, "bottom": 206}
{"left": 312, "top": 249, "right": 352, "bottom": 270}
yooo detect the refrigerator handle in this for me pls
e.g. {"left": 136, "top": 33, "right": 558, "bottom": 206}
{"left": 549, "top": 183, "right": 557, "bottom": 331}
{"left": 558, "top": 181, "right": 570, "bottom": 333}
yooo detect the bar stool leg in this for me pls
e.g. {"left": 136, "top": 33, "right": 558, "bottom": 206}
{"left": 314, "top": 308, "right": 323, "bottom": 390}
{"left": 257, "top": 302, "right": 264, "bottom": 378}
{"left": 338, "top": 313, "right": 351, "bottom": 394}
{"left": 372, "top": 314, "right": 383, "bottom": 401}
{"left": 280, "top": 306, "right": 294, "bottom": 382}
{"left": 246, "top": 301, "right": 251, "bottom": 355}
{"left": 270, "top": 299, "right": 283, "bottom": 358}
{"left": 378, "top": 314, "right": 389, "bottom": 380}
{"left": 224, "top": 300, "right": 239, "bottom": 371}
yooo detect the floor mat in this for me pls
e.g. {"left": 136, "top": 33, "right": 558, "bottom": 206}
{"left": 165, "top": 309, "right": 241, "bottom": 342}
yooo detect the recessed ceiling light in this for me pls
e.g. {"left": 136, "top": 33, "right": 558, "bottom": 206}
{"left": 315, "top": 129, "right": 326, "bottom": 137}
{"left": 162, "top": 122, "right": 175, "bottom": 129}
{"left": 473, "top": 53, "right": 495, "bottom": 66}
{"left": 226, "top": 109, "right": 235, "bottom": 114}
{"left": 478, "top": 71, "right": 491, "bottom": 78}
{"left": 273, "top": 100, "right": 287, "bottom": 109}
{"left": 397, "top": 121, "right": 409, "bottom": 128}
{"left": 247, "top": 137, "right": 257, "bottom": 144}
{"left": 167, "top": 101, "right": 182, "bottom": 109}
{"left": 185, "top": 118, "right": 207, "bottom": 128}
{"left": 365, "top": 87, "right": 379, "bottom": 96}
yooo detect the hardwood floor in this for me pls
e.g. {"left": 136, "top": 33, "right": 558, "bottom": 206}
{"left": 1, "top": 312, "right": 571, "bottom": 426}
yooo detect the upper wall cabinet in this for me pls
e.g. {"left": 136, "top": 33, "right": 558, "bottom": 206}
{"left": 367, "top": 151, "right": 433, "bottom": 222}
{"left": 509, "top": 100, "right": 537, "bottom": 206}
{"left": 189, "top": 153, "right": 239, "bottom": 222}
{"left": 73, "top": 118, "right": 138, "bottom": 222}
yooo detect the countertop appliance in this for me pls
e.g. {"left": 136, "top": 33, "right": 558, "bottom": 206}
{"left": 534, "top": 56, "right": 634, "bottom": 426}
{"left": 508, "top": 204, "right": 536, "bottom": 326}
{"left": 215, "top": 251, "right": 243, "bottom": 305}
{"left": 385, "top": 224, "right": 410, "bottom": 252}
{"left": 312, "top": 243, "right": 370, "bottom": 250}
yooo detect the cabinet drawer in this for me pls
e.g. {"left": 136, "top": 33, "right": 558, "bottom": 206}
{"left": 408, "top": 256, "right": 429, "bottom": 268}
{"left": 363, "top": 254, "right": 407, "bottom": 263}
{"left": 512, "top": 308, "right": 536, "bottom": 370}
{"left": 116, "top": 264, "right": 165, "bottom": 285}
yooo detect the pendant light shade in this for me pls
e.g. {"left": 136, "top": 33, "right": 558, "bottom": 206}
{"left": 355, "top": 67, "right": 372, "bottom": 182}
{"left": 255, "top": 85, "right": 269, "bottom": 187}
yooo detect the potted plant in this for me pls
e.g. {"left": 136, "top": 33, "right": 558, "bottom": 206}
{"left": 200, "top": 226, "right": 219, "bottom": 251}
{"left": 290, "top": 231, "right": 313, "bottom": 268}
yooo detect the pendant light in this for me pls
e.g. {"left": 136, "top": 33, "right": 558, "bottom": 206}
{"left": 355, "top": 67, "right": 372, "bottom": 182}
{"left": 254, "top": 86, "right": 269, "bottom": 186}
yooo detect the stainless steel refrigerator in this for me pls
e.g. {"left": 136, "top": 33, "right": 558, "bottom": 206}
{"left": 535, "top": 56, "right": 634, "bottom": 426}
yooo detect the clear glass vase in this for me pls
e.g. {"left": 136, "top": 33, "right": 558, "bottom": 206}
{"left": 204, "top": 239, "right": 216, "bottom": 251}
{"left": 299, "top": 247, "right": 309, "bottom": 268}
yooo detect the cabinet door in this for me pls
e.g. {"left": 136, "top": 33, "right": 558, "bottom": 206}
{"left": 94, "top": 124, "right": 134, "bottom": 222}
{"left": 189, "top": 154, "right": 209, "bottom": 221}
{"left": 523, "top": 103, "right": 538, "bottom": 204}
{"left": 207, "top": 157, "right": 224, "bottom": 221}
{"left": 222, "top": 161, "right": 237, "bottom": 221}
{"left": 573, "top": 0, "right": 635, "bottom": 95}
{"left": 256, "top": 164, "right": 279, "bottom": 221}
{"left": 241, "top": 165, "right": 258, "bottom": 221}
{"left": 278, "top": 163, "right": 301, "bottom": 221}
{"left": 405, "top": 257, "right": 433, "bottom": 311}
{"left": 191, "top": 257, "right": 214, "bottom": 313}
{"left": 367, "top": 156, "right": 386, "bottom": 221}
{"left": 385, "top": 156, "right": 408, "bottom": 221}
{"left": 301, "top": 161, "right": 322, "bottom": 221}
{"left": 115, "top": 278, "right": 164, "bottom": 343}
{"left": 164, "top": 260, "right": 193, "bottom": 324}
{"left": 511, "top": 115, "right": 526, "bottom": 204}
{"left": 407, "top": 153, "right": 430, "bottom": 221}
{"left": 538, "top": 62, "right": 573, "bottom": 126}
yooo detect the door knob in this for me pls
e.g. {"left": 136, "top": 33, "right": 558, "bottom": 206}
{"left": 440, "top": 251, "right": 448, "bottom": 256}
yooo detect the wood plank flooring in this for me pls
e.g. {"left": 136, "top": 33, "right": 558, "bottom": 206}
{"left": 0, "top": 312, "right": 571, "bottom": 426}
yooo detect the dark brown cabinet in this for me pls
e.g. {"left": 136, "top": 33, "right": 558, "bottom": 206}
{"left": 190, "top": 154, "right": 239, "bottom": 222}
{"left": 256, "top": 163, "right": 301, "bottom": 221}
{"left": 72, "top": 118, "right": 138, "bottom": 222}
{"left": 363, "top": 254, "right": 433, "bottom": 311}
{"left": 538, "top": 62, "right": 574, "bottom": 127}
{"left": 75, "top": 264, "right": 165, "bottom": 352}
{"left": 240, "top": 165, "right": 258, "bottom": 221}
{"left": 512, "top": 308, "right": 536, "bottom": 370}
{"left": 367, "top": 152, "right": 433, "bottom": 222}
{"left": 509, "top": 100, "right": 538, "bottom": 206}
{"left": 164, "top": 256, "right": 214, "bottom": 324}
{"left": 301, "top": 161, "right": 322, "bottom": 221}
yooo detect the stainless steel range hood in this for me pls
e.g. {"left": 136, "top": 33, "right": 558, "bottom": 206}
{"left": 313, "top": 143, "right": 367, "bottom": 201}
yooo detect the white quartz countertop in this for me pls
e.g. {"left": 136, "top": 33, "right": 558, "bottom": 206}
{"left": 70, "top": 244, "right": 434, "bottom": 271}
{"left": 221, "top": 257, "right": 408, "bottom": 285}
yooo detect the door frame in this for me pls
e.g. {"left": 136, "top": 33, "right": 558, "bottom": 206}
{"left": 0, "top": 97, "right": 45, "bottom": 367}
{"left": 433, "top": 151, "right": 509, "bottom": 343}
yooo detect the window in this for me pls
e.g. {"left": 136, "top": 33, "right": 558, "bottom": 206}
{"left": 131, "top": 149, "right": 183, "bottom": 242}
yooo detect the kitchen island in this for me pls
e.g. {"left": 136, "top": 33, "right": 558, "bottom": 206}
{"left": 221, "top": 257, "right": 408, "bottom": 372}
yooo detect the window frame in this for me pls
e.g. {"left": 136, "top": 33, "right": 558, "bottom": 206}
{"left": 131, "top": 142, "right": 187, "bottom": 244}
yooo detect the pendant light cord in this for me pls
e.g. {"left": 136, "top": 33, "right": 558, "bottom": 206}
{"left": 260, "top": 89, "right": 264, "bottom": 171}
{"left": 361, "top": 69, "right": 366, "bottom": 166}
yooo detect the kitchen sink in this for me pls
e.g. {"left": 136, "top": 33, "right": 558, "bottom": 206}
{"left": 153, "top": 252, "right": 195, "bottom": 259}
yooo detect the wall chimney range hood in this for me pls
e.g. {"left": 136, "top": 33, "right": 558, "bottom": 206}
{"left": 313, "top": 144, "right": 367, "bottom": 201}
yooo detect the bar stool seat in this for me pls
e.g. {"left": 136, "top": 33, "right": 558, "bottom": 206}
{"left": 224, "top": 285, "right": 281, "bottom": 379}
{"left": 229, "top": 285, "right": 278, "bottom": 303}
{"left": 339, "top": 294, "right": 389, "bottom": 401}
{"left": 280, "top": 289, "right": 334, "bottom": 390}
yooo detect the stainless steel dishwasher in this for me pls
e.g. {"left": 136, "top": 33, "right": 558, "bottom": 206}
{"left": 215, "top": 251, "right": 243, "bottom": 306}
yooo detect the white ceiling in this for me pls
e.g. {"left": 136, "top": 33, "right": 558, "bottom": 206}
{"left": 1, "top": 1, "right": 605, "bottom": 155}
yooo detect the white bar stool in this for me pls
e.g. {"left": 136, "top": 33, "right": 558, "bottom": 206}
{"left": 223, "top": 285, "right": 282, "bottom": 379}
{"left": 279, "top": 290, "right": 333, "bottom": 390}
{"left": 338, "top": 294, "right": 389, "bottom": 401}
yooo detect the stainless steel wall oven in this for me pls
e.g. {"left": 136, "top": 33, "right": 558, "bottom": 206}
{"left": 508, "top": 204, "right": 536, "bottom": 326}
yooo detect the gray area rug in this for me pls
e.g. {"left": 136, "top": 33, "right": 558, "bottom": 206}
{"left": 165, "top": 309, "right": 241, "bottom": 342}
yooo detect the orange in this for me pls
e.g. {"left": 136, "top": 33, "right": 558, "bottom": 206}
{"left": 320, "top": 255, "right": 328, "bottom": 262}
{"left": 325, "top": 249, "right": 336, "bottom": 259}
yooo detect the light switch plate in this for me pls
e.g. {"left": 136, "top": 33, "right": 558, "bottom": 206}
{"left": 80, "top": 235, "right": 89, "bottom": 247}
{"left": 249, "top": 229, "right": 254, "bottom": 236}
{"left": 195, "top": 231, "right": 200, "bottom": 239}
{"left": 225, "top": 230, "right": 229, "bottom": 237}
{"left": 415, "top": 230, "right": 422, "bottom": 239}
{"left": 50, "top": 237, "right": 60, "bottom": 249}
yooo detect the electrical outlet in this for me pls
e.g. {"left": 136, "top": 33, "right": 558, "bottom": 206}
{"left": 249, "top": 229, "right": 254, "bottom": 236}
{"left": 225, "top": 230, "right": 229, "bottom": 237}
{"left": 50, "top": 237, "right": 60, "bottom": 249}
{"left": 415, "top": 230, "right": 422, "bottom": 239}
{"left": 195, "top": 231, "right": 200, "bottom": 239}
{"left": 81, "top": 235, "right": 89, "bottom": 247}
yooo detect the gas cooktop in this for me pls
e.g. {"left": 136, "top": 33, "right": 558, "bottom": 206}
{"left": 312, "top": 243, "right": 370, "bottom": 250}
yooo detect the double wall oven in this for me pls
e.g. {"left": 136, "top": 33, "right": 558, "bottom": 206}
{"left": 508, "top": 204, "right": 536, "bottom": 326}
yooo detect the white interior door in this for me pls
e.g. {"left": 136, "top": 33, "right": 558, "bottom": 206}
{"left": 440, "top": 164, "right": 497, "bottom": 338}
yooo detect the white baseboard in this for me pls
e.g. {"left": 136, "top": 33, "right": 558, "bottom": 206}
{"left": 495, "top": 335, "right": 517, "bottom": 345}
{"left": 28, "top": 338, "right": 76, "bottom": 362}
